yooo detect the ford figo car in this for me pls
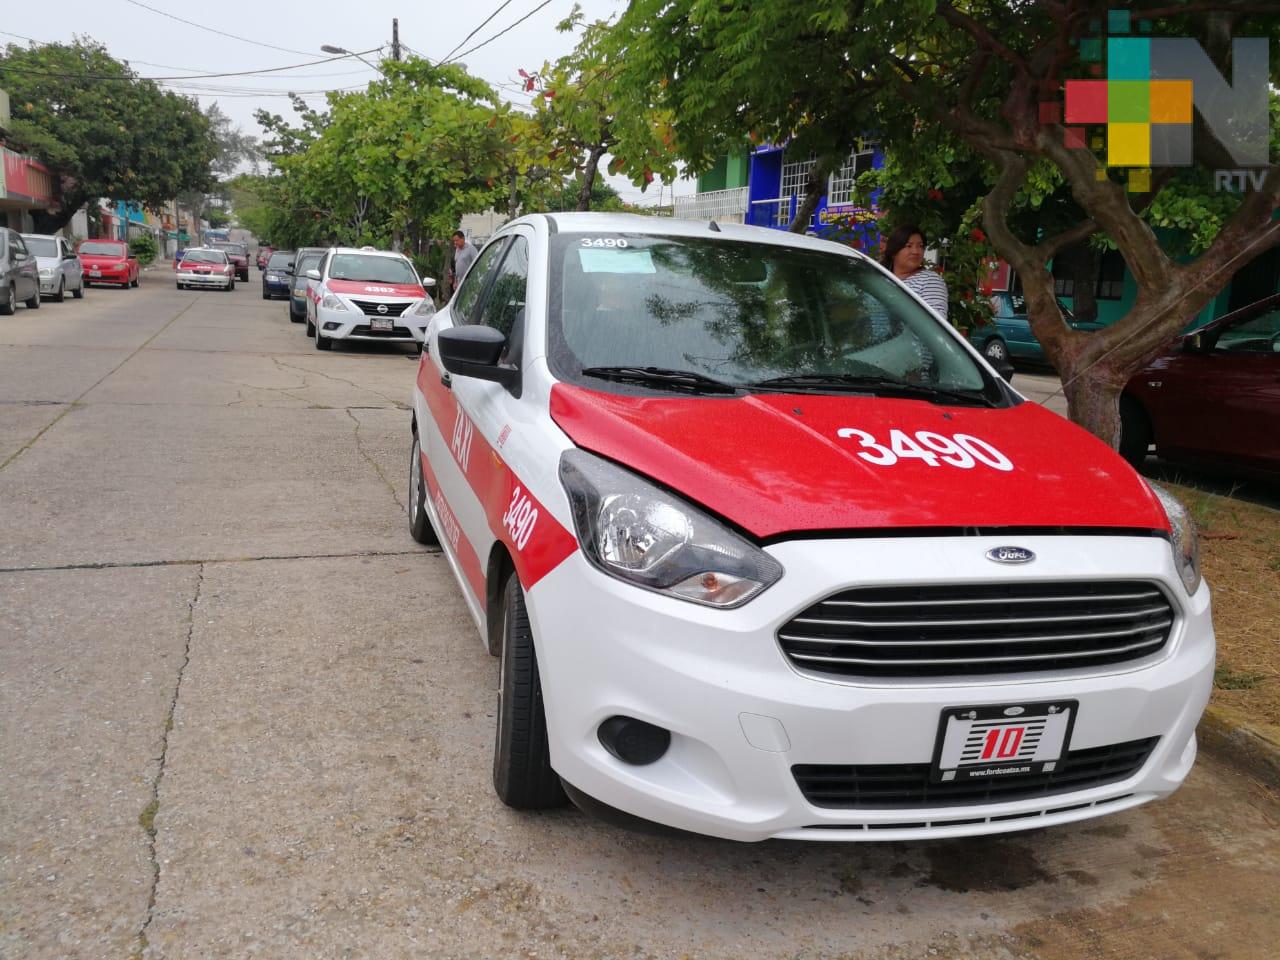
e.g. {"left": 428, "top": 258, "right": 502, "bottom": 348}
{"left": 409, "top": 213, "right": 1213, "bottom": 842}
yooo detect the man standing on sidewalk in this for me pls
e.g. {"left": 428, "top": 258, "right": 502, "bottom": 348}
{"left": 448, "top": 231, "right": 477, "bottom": 296}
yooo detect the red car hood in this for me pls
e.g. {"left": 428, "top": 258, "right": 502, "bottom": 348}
{"left": 328, "top": 279, "right": 425, "bottom": 298}
{"left": 549, "top": 384, "right": 1168, "bottom": 537}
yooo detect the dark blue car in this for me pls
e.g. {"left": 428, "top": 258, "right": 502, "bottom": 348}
{"left": 261, "top": 250, "right": 294, "bottom": 300}
{"left": 968, "top": 291, "right": 1105, "bottom": 368}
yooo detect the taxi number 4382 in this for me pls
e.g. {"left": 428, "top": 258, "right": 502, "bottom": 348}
{"left": 837, "top": 428, "right": 1014, "bottom": 471}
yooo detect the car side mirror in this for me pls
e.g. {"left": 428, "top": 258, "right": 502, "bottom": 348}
{"left": 64, "top": 250, "right": 77, "bottom": 260}
{"left": 438, "top": 326, "right": 519, "bottom": 389}
{"left": 1184, "top": 332, "right": 1209, "bottom": 354}
{"left": 422, "top": 276, "right": 437, "bottom": 289}
{"left": 305, "top": 269, "right": 320, "bottom": 281}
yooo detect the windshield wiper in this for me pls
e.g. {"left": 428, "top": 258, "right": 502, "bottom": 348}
{"left": 580, "top": 366, "right": 741, "bottom": 395}
{"left": 750, "top": 374, "right": 997, "bottom": 407}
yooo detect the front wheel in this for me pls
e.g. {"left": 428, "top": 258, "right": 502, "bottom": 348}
{"left": 982, "top": 336, "right": 1008, "bottom": 364}
{"left": 52, "top": 279, "right": 65, "bottom": 303}
{"left": 314, "top": 322, "right": 331, "bottom": 350}
{"left": 72, "top": 279, "right": 85, "bottom": 299}
{"left": 25, "top": 286, "right": 39, "bottom": 309}
{"left": 493, "top": 573, "right": 567, "bottom": 810}
{"left": 130, "top": 275, "right": 139, "bottom": 288}
{"left": 408, "top": 434, "right": 439, "bottom": 545}
{"left": 1, "top": 285, "right": 15, "bottom": 315}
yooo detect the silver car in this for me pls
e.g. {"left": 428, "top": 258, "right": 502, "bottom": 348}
{"left": 1, "top": 229, "right": 41, "bottom": 315}
{"left": 22, "top": 233, "right": 86, "bottom": 302}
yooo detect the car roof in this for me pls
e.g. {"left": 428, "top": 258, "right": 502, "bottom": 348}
{"left": 326, "top": 247, "right": 410, "bottom": 259}
{"left": 527, "top": 212, "right": 874, "bottom": 262}
{"left": 20, "top": 233, "right": 61, "bottom": 241}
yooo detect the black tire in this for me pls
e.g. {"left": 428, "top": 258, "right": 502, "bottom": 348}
{"left": 493, "top": 573, "right": 567, "bottom": 809}
{"left": 0, "top": 285, "right": 15, "bottom": 315}
{"left": 72, "top": 280, "right": 84, "bottom": 299}
{"left": 314, "top": 322, "right": 331, "bottom": 350}
{"left": 25, "top": 287, "right": 40, "bottom": 309}
{"left": 306, "top": 315, "right": 316, "bottom": 336}
{"left": 262, "top": 288, "right": 270, "bottom": 300}
{"left": 982, "top": 336, "right": 1009, "bottom": 364}
{"left": 176, "top": 282, "right": 183, "bottom": 290}
{"left": 52, "top": 279, "right": 65, "bottom": 303}
{"left": 290, "top": 306, "right": 304, "bottom": 323}
{"left": 130, "top": 275, "right": 139, "bottom": 288}
{"left": 228, "top": 279, "right": 236, "bottom": 292}
{"left": 1118, "top": 395, "right": 1152, "bottom": 469}
{"left": 408, "top": 434, "right": 439, "bottom": 545}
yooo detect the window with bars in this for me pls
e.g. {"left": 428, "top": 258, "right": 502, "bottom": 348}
{"left": 1052, "top": 250, "right": 1127, "bottom": 300}
{"left": 826, "top": 148, "right": 877, "bottom": 206}
{"left": 777, "top": 155, "right": 817, "bottom": 225}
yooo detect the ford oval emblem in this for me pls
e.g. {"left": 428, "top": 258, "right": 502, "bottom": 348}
{"left": 986, "top": 546, "right": 1036, "bottom": 565}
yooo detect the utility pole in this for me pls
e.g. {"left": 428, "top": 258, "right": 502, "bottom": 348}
{"left": 391, "top": 19, "right": 401, "bottom": 61}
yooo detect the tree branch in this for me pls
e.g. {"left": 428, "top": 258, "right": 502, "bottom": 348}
{"left": 1035, "top": 219, "right": 1099, "bottom": 261}
{"left": 936, "top": 2, "right": 1027, "bottom": 69}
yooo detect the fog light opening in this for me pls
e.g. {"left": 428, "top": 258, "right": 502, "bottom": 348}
{"left": 597, "top": 716, "right": 671, "bottom": 766}
{"left": 323, "top": 322, "right": 341, "bottom": 331}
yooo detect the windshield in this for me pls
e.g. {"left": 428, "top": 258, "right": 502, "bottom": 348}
{"left": 183, "top": 250, "right": 227, "bottom": 264}
{"left": 24, "top": 238, "right": 59, "bottom": 257}
{"left": 548, "top": 234, "right": 997, "bottom": 400}
{"left": 267, "top": 252, "right": 293, "bottom": 269}
{"left": 212, "top": 243, "right": 247, "bottom": 256}
{"left": 328, "top": 254, "right": 418, "bottom": 285}
{"left": 80, "top": 242, "right": 126, "bottom": 256}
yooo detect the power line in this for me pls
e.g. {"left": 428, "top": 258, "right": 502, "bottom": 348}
{"left": 441, "top": 0, "right": 519, "bottom": 63}
{"left": 120, "top": 0, "right": 314, "bottom": 56}
{"left": 445, "top": 0, "right": 557, "bottom": 64}
{"left": 0, "top": 49, "right": 381, "bottom": 82}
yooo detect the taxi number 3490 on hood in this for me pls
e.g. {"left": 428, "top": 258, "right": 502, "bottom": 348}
{"left": 837, "top": 427, "right": 1015, "bottom": 470}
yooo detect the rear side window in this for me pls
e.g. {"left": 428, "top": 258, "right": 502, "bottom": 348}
{"left": 477, "top": 237, "right": 529, "bottom": 337}
{"left": 453, "top": 239, "right": 508, "bottom": 324}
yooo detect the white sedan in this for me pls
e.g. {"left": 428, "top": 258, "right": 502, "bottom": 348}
{"left": 304, "top": 247, "right": 436, "bottom": 352}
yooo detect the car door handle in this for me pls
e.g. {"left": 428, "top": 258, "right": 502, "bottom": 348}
{"left": 440, "top": 372, "right": 452, "bottom": 389}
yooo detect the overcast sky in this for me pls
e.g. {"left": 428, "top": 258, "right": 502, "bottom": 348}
{"left": 1, "top": 0, "right": 693, "bottom": 203}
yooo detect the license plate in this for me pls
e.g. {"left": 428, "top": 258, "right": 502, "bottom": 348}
{"left": 931, "top": 700, "right": 1077, "bottom": 783}
{"left": 89, "top": 270, "right": 101, "bottom": 277}
{"left": 370, "top": 316, "right": 393, "bottom": 331}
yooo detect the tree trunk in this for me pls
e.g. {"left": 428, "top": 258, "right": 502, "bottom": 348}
{"left": 1056, "top": 242, "right": 1099, "bottom": 323}
{"left": 1055, "top": 350, "right": 1129, "bottom": 448}
{"left": 32, "top": 196, "right": 83, "bottom": 235}
{"left": 576, "top": 143, "right": 608, "bottom": 211}
{"left": 789, "top": 156, "right": 839, "bottom": 234}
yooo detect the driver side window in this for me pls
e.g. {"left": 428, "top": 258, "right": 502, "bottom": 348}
{"left": 453, "top": 240, "right": 508, "bottom": 324}
{"left": 1215, "top": 308, "right": 1280, "bottom": 354}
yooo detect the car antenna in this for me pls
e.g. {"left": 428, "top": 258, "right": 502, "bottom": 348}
{"left": 708, "top": 220, "right": 721, "bottom": 233}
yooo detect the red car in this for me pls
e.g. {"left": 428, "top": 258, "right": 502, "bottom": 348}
{"left": 1120, "top": 292, "right": 1280, "bottom": 480}
{"left": 256, "top": 245, "right": 275, "bottom": 270}
{"left": 78, "top": 240, "right": 140, "bottom": 288}
{"left": 209, "top": 241, "right": 250, "bottom": 281}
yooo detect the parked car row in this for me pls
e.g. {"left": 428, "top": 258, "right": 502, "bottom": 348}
{"left": 2, "top": 230, "right": 142, "bottom": 314}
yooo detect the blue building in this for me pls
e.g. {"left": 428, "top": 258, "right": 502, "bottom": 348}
{"left": 745, "top": 141, "right": 883, "bottom": 237}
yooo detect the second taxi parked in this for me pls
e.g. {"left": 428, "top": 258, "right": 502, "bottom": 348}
{"left": 304, "top": 246, "right": 436, "bottom": 352}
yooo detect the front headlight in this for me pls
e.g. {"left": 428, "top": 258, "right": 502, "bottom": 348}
{"left": 1149, "top": 482, "right": 1201, "bottom": 595}
{"left": 559, "top": 449, "right": 783, "bottom": 608}
{"left": 320, "top": 294, "right": 348, "bottom": 311}
{"left": 39, "top": 268, "right": 53, "bottom": 277}
{"left": 412, "top": 298, "right": 436, "bottom": 317}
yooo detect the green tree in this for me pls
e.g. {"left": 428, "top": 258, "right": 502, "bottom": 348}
{"left": 0, "top": 38, "right": 216, "bottom": 232}
{"left": 608, "top": 1, "right": 1280, "bottom": 443}
{"left": 128, "top": 233, "right": 157, "bottom": 265}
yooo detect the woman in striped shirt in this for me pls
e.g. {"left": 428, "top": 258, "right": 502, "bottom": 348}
{"left": 881, "top": 224, "right": 949, "bottom": 320}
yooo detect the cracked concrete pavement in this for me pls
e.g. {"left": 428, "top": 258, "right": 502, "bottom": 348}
{"left": 2, "top": 277, "right": 1278, "bottom": 959}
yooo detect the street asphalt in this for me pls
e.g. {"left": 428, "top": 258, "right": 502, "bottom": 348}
{"left": 1, "top": 273, "right": 1277, "bottom": 959}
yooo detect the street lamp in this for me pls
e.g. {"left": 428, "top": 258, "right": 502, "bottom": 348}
{"left": 320, "top": 45, "right": 381, "bottom": 72}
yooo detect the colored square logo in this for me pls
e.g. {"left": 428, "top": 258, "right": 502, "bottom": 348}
{"left": 1039, "top": 102, "right": 1062, "bottom": 124}
{"left": 1064, "top": 127, "right": 1088, "bottom": 149}
{"left": 1109, "top": 81, "right": 1149, "bottom": 122}
{"left": 1108, "top": 123, "right": 1151, "bottom": 166}
{"left": 1108, "top": 9, "right": 1132, "bottom": 34}
{"left": 1150, "top": 80, "right": 1192, "bottom": 123}
{"left": 1108, "top": 37, "right": 1150, "bottom": 80}
{"left": 1065, "top": 81, "right": 1108, "bottom": 123}
{"left": 1150, "top": 124, "right": 1193, "bottom": 165}
{"left": 1128, "top": 168, "right": 1151, "bottom": 193}
{"left": 1080, "top": 37, "right": 1102, "bottom": 62}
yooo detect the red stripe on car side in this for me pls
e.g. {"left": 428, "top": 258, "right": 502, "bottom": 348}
{"left": 416, "top": 358, "right": 578, "bottom": 589}
{"left": 418, "top": 443, "right": 486, "bottom": 600}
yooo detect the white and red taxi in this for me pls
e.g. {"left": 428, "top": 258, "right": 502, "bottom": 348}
{"left": 304, "top": 247, "right": 435, "bottom": 351}
{"left": 409, "top": 213, "right": 1213, "bottom": 842}
{"left": 174, "top": 247, "right": 235, "bottom": 290}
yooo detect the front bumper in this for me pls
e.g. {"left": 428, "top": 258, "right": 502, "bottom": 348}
{"left": 315, "top": 303, "right": 430, "bottom": 342}
{"left": 85, "top": 269, "right": 130, "bottom": 284}
{"left": 178, "top": 272, "right": 233, "bottom": 288}
{"left": 39, "top": 275, "right": 62, "bottom": 294}
{"left": 527, "top": 534, "right": 1214, "bottom": 842}
{"left": 263, "top": 278, "right": 291, "bottom": 295}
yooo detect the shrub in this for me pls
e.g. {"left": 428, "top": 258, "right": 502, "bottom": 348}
{"left": 128, "top": 233, "right": 158, "bottom": 266}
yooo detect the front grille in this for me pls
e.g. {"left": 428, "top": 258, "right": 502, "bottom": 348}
{"left": 777, "top": 581, "right": 1175, "bottom": 678}
{"left": 794, "top": 737, "right": 1157, "bottom": 809}
{"left": 350, "top": 324, "right": 413, "bottom": 338}
{"left": 350, "top": 298, "right": 412, "bottom": 317}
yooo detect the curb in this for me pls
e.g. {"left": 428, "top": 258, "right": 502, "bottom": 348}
{"left": 1198, "top": 704, "right": 1280, "bottom": 789}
